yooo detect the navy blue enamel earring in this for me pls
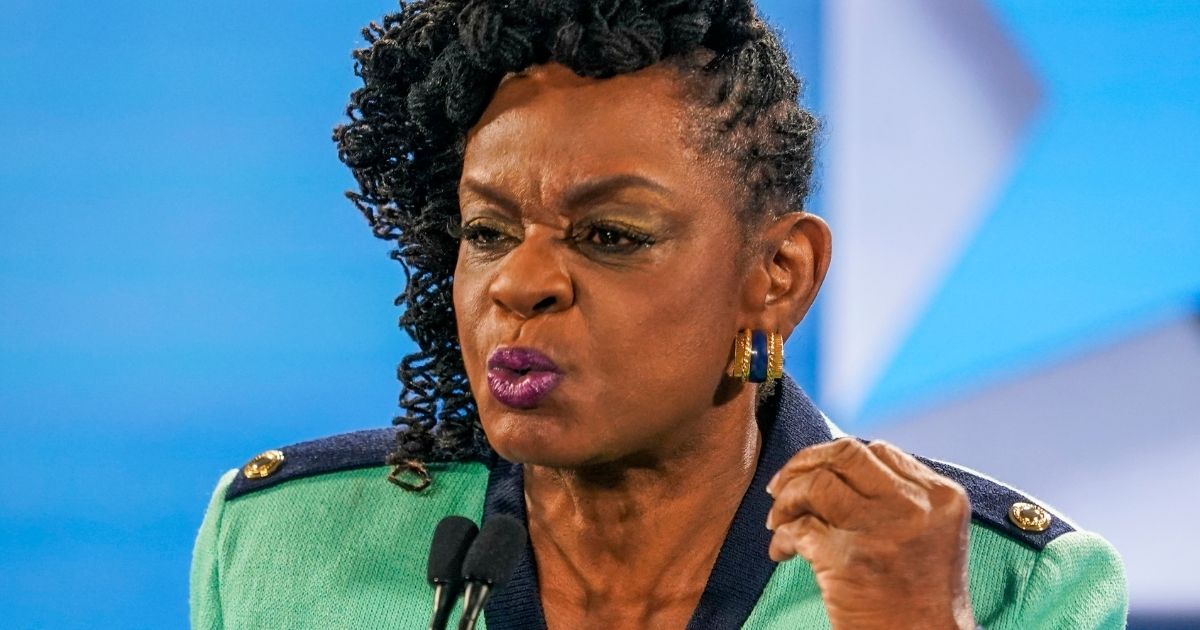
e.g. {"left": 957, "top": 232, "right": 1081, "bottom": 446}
{"left": 727, "top": 329, "right": 783, "bottom": 384}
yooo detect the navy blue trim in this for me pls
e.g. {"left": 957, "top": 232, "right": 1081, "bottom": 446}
{"left": 224, "top": 427, "right": 397, "bottom": 500}
{"left": 481, "top": 374, "right": 833, "bottom": 630}
{"left": 686, "top": 374, "right": 832, "bottom": 629}
{"left": 481, "top": 457, "right": 548, "bottom": 630}
{"left": 917, "top": 457, "right": 1074, "bottom": 551}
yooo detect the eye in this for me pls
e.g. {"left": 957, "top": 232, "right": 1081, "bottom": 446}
{"left": 576, "top": 222, "right": 655, "bottom": 254}
{"left": 459, "top": 221, "right": 518, "bottom": 250}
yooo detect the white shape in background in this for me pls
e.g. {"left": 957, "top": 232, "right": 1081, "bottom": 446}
{"left": 872, "top": 312, "right": 1200, "bottom": 612}
{"left": 821, "top": 0, "right": 1041, "bottom": 421}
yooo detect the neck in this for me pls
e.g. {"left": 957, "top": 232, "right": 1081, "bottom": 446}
{"left": 523, "top": 387, "right": 762, "bottom": 625}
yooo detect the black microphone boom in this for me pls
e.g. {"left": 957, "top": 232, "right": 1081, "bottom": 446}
{"left": 426, "top": 516, "right": 479, "bottom": 630}
{"left": 457, "top": 514, "right": 527, "bottom": 630}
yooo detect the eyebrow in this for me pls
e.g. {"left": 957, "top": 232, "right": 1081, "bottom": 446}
{"left": 458, "top": 178, "right": 522, "bottom": 216}
{"left": 459, "top": 174, "right": 672, "bottom": 215}
{"left": 562, "top": 174, "right": 673, "bottom": 209}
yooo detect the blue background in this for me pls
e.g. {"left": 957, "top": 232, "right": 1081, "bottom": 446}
{"left": 864, "top": 0, "right": 1200, "bottom": 420}
{"left": 1, "top": 1, "right": 407, "bottom": 626}
{"left": 1, "top": 1, "right": 1195, "bottom": 627}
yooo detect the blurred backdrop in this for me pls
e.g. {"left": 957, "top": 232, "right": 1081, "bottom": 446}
{"left": 1, "top": 0, "right": 1196, "bottom": 628}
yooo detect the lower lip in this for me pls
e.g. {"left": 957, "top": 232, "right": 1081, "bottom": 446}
{"left": 486, "top": 368, "right": 563, "bottom": 409}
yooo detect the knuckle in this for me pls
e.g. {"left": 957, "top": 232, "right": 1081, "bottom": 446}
{"left": 778, "top": 514, "right": 822, "bottom": 539}
{"left": 788, "top": 438, "right": 858, "bottom": 471}
{"left": 836, "top": 436, "right": 866, "bottom": 451}
{"left": 874, "top": 441, "right": 922, "bottom": 471}
{"left": 770, "top": 468, "right": 795, "bottom": 492}
{"left": 809, "top": 467, "right": 842, "bottom": 496}
{"left": 931, "top": 475, "right": 968, "bottom": 500}
{"left": 866, "top": 439, "right": 897, "bottom": 455}
{"left": 930, "top": 479, "right": 970, "bottom": 515}
{"left": 777, "top": 484, "right": 806, "bottom": 514}
{"left": 897, "top": 484, "right": 932, "bottom": 515}
{"left": 775, "top": 519, "right": 804, "bottom": 538}
{"left": 949, "top": 489, "right": 971, "bottom": 515}
{"left": 783, "top": 448, "right": 820, "bottom": 472}
{"left": 831, "top": 437, "right": 867, "bottom": 462}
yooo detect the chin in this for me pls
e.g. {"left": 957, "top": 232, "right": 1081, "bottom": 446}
{"left": 488, "top": 428, "right": 582, "bottom": 468}
{"left": 482, "top": 414, "right": 601, "bottom": 469}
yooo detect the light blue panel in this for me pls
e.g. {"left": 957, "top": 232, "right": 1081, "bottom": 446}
{"left": 0, "top": 1, "right": 408, "bottom": 627}
{"left": 861, "top": 1, "right": 1200, "bottom": 422}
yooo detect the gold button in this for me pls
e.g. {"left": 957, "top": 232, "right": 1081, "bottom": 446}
{"left": 243, "top": 449, "right": 285, "bottom": 479}
{"left": 1008, "top": 501, "right": 1052, "bottom": 533}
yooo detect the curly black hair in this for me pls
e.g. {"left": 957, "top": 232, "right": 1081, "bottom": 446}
{"left": 332, "top": 0, "right": 819, "bottom": 490}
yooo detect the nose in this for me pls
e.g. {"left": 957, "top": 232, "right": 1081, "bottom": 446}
{"left": 488, "top": 228, "right": 574, "bottom": 319}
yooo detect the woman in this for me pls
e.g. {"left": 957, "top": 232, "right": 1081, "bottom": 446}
{"left": 191, "top": 1, "right": 1127, "bottom": 628}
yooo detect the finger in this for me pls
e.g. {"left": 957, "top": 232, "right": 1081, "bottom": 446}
{"left": 868, "top": 441, "right": 970, "bottom": 516}
{"left": 768, "top": 514, "right": 829, "bottom": 563}
{"left": 866, "top": 441, "right": 935, "bottom": 488}
{"left": 767, "top": 438, "right": 894, "bottom": 498}
{"left": 767, "top": 467, "right": 872, "bottom": 531}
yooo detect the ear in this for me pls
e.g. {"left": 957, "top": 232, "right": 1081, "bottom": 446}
{"left": 743, "top": 212, "right": 832, "bottom": 339}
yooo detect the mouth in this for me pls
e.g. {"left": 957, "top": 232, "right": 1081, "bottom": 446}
{"left": 486, "top": 346, "right": 563, "bottom": 409}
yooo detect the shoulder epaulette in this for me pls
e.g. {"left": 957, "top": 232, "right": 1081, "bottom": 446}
{"left": 225, "top": 427, "right": 398, "bottom": 500}
{"left": 222, "top": 428, "right": 1078, "bottom": 549}
{"left": 915, "top": 455, "right": 1076, "bottom": 550}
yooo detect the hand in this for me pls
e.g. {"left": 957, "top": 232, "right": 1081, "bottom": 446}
{"left": 765, "top": 438, "right": 976, "bottom": 630}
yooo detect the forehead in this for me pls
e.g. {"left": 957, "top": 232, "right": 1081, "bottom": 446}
{"left": 461, "top": 62, "right": 724, "bottom": 195}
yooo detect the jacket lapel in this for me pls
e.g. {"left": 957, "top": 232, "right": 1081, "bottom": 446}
{"left": 483, "top": 374, "right": 833, "bottom": 630}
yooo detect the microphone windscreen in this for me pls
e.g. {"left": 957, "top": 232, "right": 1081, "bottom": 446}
{"left": 428, "top": 515, "right": 479, "bottom": 584}
{"left": 461, "top": 514, "right": 526, "bottom": 589}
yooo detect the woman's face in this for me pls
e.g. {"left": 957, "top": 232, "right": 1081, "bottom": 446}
{"left": 453, "top": 62, "right": 758, "bottom": 469}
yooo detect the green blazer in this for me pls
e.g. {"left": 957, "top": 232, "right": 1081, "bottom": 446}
{"left": 190, "top": 375, "right": 1127, "bottom": 628}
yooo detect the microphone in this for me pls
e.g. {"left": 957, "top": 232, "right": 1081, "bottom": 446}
{"left": 426, "top": 516, "right": 479, "bottom": 630}
{"left": 456, "top": 514, "right": 527, "bottom": 630}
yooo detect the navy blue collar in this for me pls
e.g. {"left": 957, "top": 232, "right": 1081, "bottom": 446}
{"left": 482, "top": 374, "right": 833, "bottom": 629}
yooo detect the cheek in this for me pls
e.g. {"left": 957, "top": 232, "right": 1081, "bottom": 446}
{"left": 452, "top": 254, "right": 487, "bottom": 367}
{"left": 583, "top": 243, "right": 743, "bottom": 386}
{"left": 638, "top": 239, "right": 740, "bottom": 326}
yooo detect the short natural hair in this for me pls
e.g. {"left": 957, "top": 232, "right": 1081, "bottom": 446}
{"left": 332, "top": 0, "right": 818, "bottom": 489}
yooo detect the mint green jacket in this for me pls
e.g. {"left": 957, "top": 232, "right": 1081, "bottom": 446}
{"left": 191, "top": 375, "right": 1128, "bottom": 628}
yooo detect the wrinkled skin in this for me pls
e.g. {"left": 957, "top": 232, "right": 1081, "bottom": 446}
{"left": 452, "top": 61, "right": 974, "bottom": 630}
{"left": 766, "top": 438, "right": 976, "bottom": 629}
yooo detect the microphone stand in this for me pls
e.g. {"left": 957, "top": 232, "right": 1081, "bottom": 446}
{"left": 429, "top": 580, "right": 462, "bottom": 630}
{"left": 456, "top": 581, "right": 493, "bottom": 630}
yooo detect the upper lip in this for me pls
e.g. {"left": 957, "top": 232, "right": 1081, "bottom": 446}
{"left": 487, "top": 346, "right": 560, "bottom": 373}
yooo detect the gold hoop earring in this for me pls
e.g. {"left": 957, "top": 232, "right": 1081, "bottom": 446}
{"left": 727, "top": 329, "right": 783, "bottom": 384}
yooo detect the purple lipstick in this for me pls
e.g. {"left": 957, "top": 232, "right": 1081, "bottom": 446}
{"left": 486, "top": 347, "right": 562, "bottom": 409}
